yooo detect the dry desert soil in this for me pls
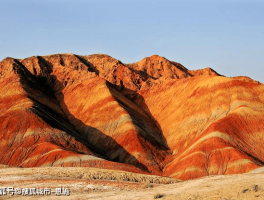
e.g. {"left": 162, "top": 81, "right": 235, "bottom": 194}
{"left": 0, "top": 167, "right": 263, "bottom": 200}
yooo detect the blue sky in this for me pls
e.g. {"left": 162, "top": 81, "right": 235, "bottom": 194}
{"left": 0, "top": 0, "right": 263, "bottom": 82}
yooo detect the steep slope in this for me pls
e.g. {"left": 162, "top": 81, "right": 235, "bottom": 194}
{"left": 1, "top": 53, "right": 264, "bottom": 180}
{"left": 0, "top": 57, "right": 157, "bottom": 173}
{"left": 136, "top": 75, "right": 264, "bottom": 179}
{"left": 0, "top": 54, "right": 175, "bottom": 174}
{"left": 0, "top": 57, "right": 94, "bottom": 167}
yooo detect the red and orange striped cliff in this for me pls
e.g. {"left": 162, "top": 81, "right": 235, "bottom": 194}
{"left": 1, "top": 53, "right": 263, "bottom": 180}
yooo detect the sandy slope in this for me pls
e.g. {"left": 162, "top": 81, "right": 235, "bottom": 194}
{"left": 86, "top": 174, "right": 264, "bottom": 200}
{"left": 0, "top": 167, "right": 263, "bottom": 199}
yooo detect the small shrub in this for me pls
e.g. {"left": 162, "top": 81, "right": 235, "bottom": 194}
{"left": 154, "top": 193, "right": 164, "bottom": 199}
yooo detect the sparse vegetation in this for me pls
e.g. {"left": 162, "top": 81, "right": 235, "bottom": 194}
{"left": 17, "top": 167, "right": 181, "bottom": 184}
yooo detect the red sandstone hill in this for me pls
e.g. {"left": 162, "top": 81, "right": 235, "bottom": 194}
{"left": 0, "top": 53, "right": 264, "bottom": 180}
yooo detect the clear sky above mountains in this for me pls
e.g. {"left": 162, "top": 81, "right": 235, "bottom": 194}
{"left": 0, "top": 0, "right": 263, "bottom": 82}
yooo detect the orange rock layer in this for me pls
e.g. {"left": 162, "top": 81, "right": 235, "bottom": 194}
{"left": 0, "top": 53, "right": 263, "bottom": 180}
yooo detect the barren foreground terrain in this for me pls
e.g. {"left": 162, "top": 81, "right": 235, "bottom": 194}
{"left": 0, "top": 167, "right": 263, "bottom": 200}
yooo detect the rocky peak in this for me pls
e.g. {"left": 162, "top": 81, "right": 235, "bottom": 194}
{"left": 128, "top": 55, "right": 192, "bottom": 80}
{"left": 189, "top": 67, "right": 220, "bottom": 76}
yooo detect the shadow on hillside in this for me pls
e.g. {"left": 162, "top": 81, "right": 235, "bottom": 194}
{"left": 106, "top": 81, "right": 170, "bottom": 152}
{"left": 15, "top": 58, "right": 149, "bottom": 172}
